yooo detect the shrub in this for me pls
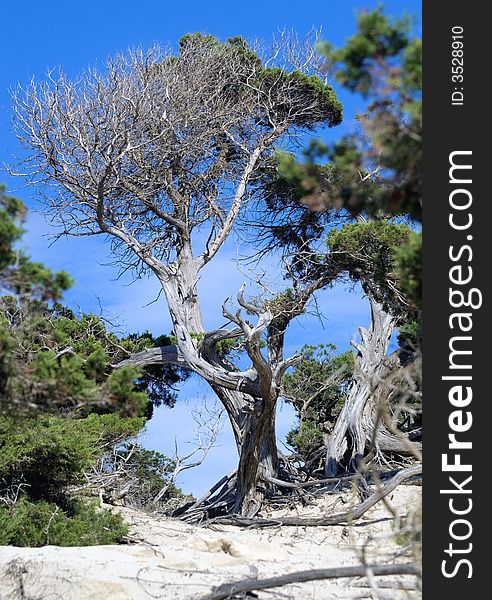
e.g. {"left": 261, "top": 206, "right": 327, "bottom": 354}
{"left": 0, "top": 498, "right": 127, "bottom": 547}
{"left": 286, "top": 419, "right": 324, "bottom": 458}
{"left": 0, "top": 413, "right": 144, "bottom": 502}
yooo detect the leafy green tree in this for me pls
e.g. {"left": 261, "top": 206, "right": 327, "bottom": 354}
{"left": 0, "top": 297, "right": 185, "bottom": 416}
{"left": 274, "top": 219, "right": 420, "bottom": 476}
{"left": 241, "top": 10, "right": 422, "bottom": 479}
{"left": 0, "top": 184, "right": 73, "bottom": 301}
{"left": 0, "top": 189, "right": 189, "bottom": 544}
{"left": 283, "top": 344, "right": 353, "bottom": 468}
{"left": 267, "top": 9, "right": 422, "bottom": 310}
{"left": 11, "top": 33, "right": 344, "bottom": 516}
{"left": 280, "top": 8, "right": 421, "bottom": 221}
{"left": 321, "top": 222, "right": 421, "bottom": 475}
{"left": 0, "top": 413, "right": 144, "bottom": 502}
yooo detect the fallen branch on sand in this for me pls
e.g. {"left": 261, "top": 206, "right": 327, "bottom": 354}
{"left": 198, "top": 563, "right": 419, "bottom": 600}
{"left": 207, "top": 463, "right": 421, "bottom": 527}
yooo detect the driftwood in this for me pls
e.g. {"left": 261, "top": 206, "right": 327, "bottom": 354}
{"left": 207, "top": 464, "right": 421, "bottom": 527}
{"left": 198, "top": 563, "right": 419, "bottom": 600}
{"left": 188, "top": 471, "right": 237, "bottom": 512}
{"left": 325, "top": 295, "right": 421, "bottom": 477}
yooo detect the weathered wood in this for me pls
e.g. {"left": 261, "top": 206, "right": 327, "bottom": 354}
{"left": 263, "top": 467, "right": 410, "bottom": 489}
{"left": 209, "top": 464, "right": 421, "bottom": 527}
{"left": 325, "top": 294, "right": 417, "bottom": 477}
{"left": 198, "top": 563, "right": 419, "bottom": 600}
{"left": 188, "top": 471, "right": 237, "bottom": 511}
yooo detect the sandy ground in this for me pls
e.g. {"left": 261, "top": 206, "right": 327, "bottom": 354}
{"left": 0, "top": 483, "right": 421, "bottom": 600}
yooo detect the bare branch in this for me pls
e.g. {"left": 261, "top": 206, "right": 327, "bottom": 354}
{"left": 199, "top": 563, "right": 419, "bottom": 600}
{"left": 211, "top": 464, "right": 421, "bottom": 527}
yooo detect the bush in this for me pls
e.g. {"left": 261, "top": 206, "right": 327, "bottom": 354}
{"left": 0, "top": 188, "right": 187, "bottom": 546}
{"left": 0, "top": 413, "right": 145, "bottom": 502}
{"left": 286, "top": 419, "right": 323, "bottom": 458}
{"left": 0, "top": 498, "right": 127, "bottom": 547}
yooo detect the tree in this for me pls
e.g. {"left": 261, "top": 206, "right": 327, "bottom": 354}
{"left": 0, "top": 184, "right": 73, "bottom": 301}
{"left": 0, "top": 189, "right": 189, "bottom": 544}
{"left": 251, "top": 10, "right": 422, "bottom": 476}
{"left": 322, "top": 221, "right": 420, "bottom": 475}
{"left": 274, "top": 9, "right": 422, "bottom": 309}
{"left": 0, "top": 190, "right": 186, "bottom": 414}
{"left": 283, "top": 344, "right": 353, "bottom": 471}
{"left": 11, "top": 34, "right": 343, "bottom": 516}
{"left": 280, "top": 8, "right": 421, "bottom": 221}
{"left": 259, "top": 215, "right": 421, "bottom": 476}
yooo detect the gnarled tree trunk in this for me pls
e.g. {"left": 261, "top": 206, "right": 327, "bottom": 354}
{"left": 151, "top": 258, "right": 284, "bottom": 516}
{"left": 117, "top": 249, "right": 328, "bottom": 515}
{"left": 324, "top": 295, "right": 412, "bottom": 477}
{"left": 233, "top": 400, "right": 279, "bottom": 516}
{"left": 210, "top": 385, "right": 279, "bottom": 516}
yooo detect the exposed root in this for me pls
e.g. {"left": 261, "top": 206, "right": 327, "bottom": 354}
{"left": 174, "top": 462, "right": 421, "bottom": 525}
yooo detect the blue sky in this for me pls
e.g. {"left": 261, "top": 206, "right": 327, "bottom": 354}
{"left": 1, "top": 0, "right": 421, "bottom": 496}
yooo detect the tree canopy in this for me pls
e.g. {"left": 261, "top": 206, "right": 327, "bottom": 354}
{"left": 7, "top": 18, "right": 422, "bottom": 519}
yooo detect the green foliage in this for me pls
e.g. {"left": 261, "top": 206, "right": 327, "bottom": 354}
{"left": 0, "top": 184, "right": 26, "bottom": 271}
{"left": 266, "top": 7, "right": 421, "bottom": 226}
{"left": 0, "top": 413, "right": 144, "bottom": 500}
{"left": 122, "top": 332, "right": 190, "bottom": 411}
{"left": 402, "top": 39, "right": 422, "bottom": 95}
{"left": 0, "top": 196, "right": 186, "bottom": 416}
{"left": 258, "top": 68, "right": 343, "bottom": 128}
{"left": 286, "top": 419, "right": 323, "bottom": 458}
{"left": 276, "top": 143, "right": 334, "bottom": 203}
{"left": 179, "top": 32, "right": 221, "bottom": 50}
{"left": 0, "top": 498, "right": 127, "bottom": 547}
{"left": 394, "top": 230, "right": 421, "bottom": 309}
{"left": 176, "top": 33, "right": 342, "bottom": 130}
{"left": 283, "top": 344, "right": 353, "bottom": 462}
{"left": 326, "top": 221, "right": 412, "bottom": 312}
{"left": 178, "top": 32, "right": 261, "bottom": 68}
{"left": 398, "top": 318, "right": 421, "bottom": 350}
{"left": 0, "top": 412, "right": 142, "bottom": 546}
{"left": 328, "top": 221, "right": 409, "bottom": 255}
{"left": 320, "top": 8, "right": 412, "bottom": 96}
{"left": 0, "top": 297, "right": 185, "bottom": 415}
{"left": 265, "top": 287, "right": 298, "bottom": 317}
{"left": 319, "top": 8, "right": 421, "bottom": 220}
{"left": 170, "top": 331, "right": 245, "bottom": 359}
{"left": 0, "top": 184, "right": 73, "bottom": 301}
{"left": 103, "top": 367, "right": 149, "bottom": 416}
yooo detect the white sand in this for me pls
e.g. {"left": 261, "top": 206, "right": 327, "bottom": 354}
{"left": 0, "top": 483, "right": 421, "bottom": 599}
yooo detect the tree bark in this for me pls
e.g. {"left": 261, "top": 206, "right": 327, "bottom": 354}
{"left": 152, "top": 260, "right": 281, "bottom": 516}
{"left": 233, "top": 398, "right": 279, "bottom": 516}
{"left": 324, "top": 295, "right": 411, "bottom": 477}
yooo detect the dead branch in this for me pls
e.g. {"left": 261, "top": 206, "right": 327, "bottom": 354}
{"left": 263, "top": 471, "right": 376, "bottom": 489}
{"left": 152, "top": 399, "right": 225, "bottom": 506}
{"left": 208, "top": 463, "right": 421, "bottom": 527}
{"left": 198, "top": 563, "right": 419, "bottom": 600}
